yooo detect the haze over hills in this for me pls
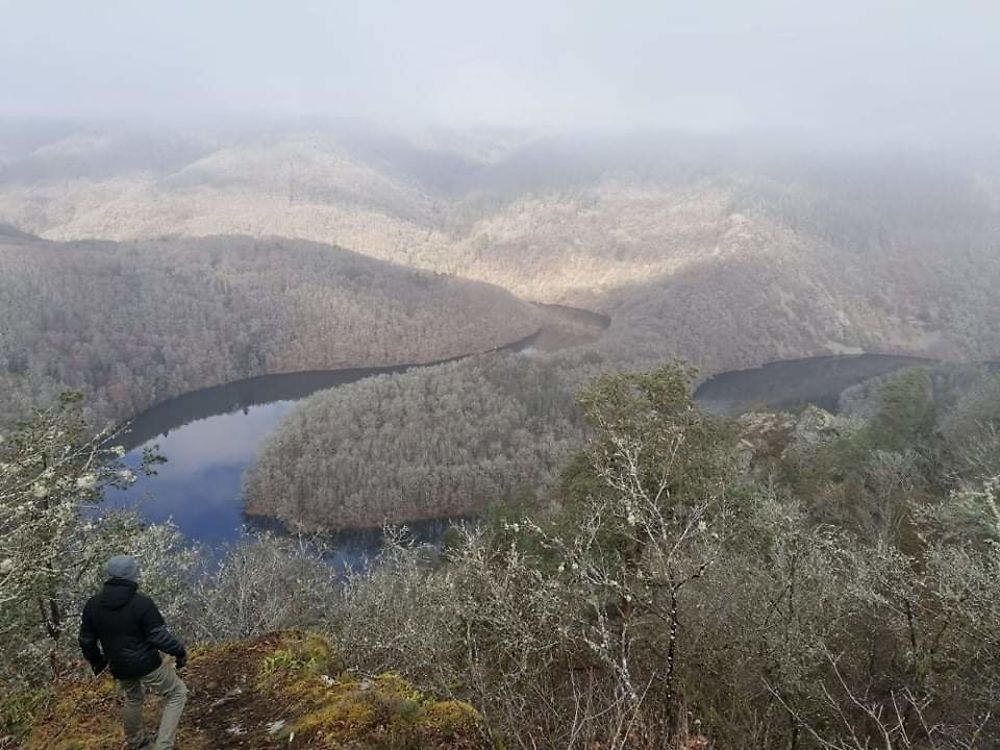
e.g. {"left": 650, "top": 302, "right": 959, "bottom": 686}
{"left": 2, "top": 122, "right": 999, "bottom": 382}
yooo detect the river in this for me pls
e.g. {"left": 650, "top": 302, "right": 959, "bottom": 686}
{"left": 105, "top": 304, "right": 610, "bottom": 550}
{"left": 105, "top": 347, "right": 948, "bottom": 552}
{"left": 693, "top": 353, "right": 938, "bottom": 414}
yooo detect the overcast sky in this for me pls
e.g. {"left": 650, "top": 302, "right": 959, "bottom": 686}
{"left": 1, "top": 0, "right": 997, "bottom": 144}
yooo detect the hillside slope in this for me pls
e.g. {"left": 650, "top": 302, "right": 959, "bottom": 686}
{"left": 0, "top": 231, "right": 539, "bottom": 426}
{"left": 2, "top": 126, "right": 998, "bottom": 374}
{"left": 0, "top": 128, "right": 450, "bottom": 273}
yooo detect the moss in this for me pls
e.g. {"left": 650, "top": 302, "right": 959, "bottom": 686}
{"left": 424, "top": 700, "right": 483, "bottom": 733}
{"left": 371, "top": 671, "right": 424, "bottom": 703}
{"left": 259, "top": 630, "right": 342, "bottom": 681}
{"left": 0, "top": 688, "right": 52, "bottom": 746}
{"left": 21, "top": 676, "right": 120, "bottom": 750}
{"left": 21, "top": 672, "right": 213, "bottom": 750}
{"left": 280, "top": 667, "right": 485, "bottom": 748}
{"left": 21, "top": 632, "right": 485, "bottom": 749}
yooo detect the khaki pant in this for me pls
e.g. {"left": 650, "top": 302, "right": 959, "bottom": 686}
{"left": 119, "top": 662, "right": 188, "bottom": 750}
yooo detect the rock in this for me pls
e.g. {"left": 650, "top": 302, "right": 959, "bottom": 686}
{"left": 793, "top": 405, "right": 841, "bottom": 447}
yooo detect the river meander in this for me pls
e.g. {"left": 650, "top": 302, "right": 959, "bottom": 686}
{"left": 105, "top": 305, "right": 609, "bottom": 549}
{"left": 105, "top": 346, "right": 947, "bottom": 551}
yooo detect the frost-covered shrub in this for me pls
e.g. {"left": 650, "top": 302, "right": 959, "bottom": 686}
{"left": 0, "top": 393, "right": 187, "bottom": 686}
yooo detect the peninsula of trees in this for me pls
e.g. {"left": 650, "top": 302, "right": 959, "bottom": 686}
{"left": 243, "top": 352, "right": 588, "bottom": 530}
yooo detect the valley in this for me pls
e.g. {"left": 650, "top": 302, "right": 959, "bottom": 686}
{"left": 3, "top": 127, "right": 998, "bottom": 384}
{"left": 114, "top": 348, "right": 951, "bottom": 543}
{"left": 4, "top": 123, "right": 1000, "bottom": 539}
{"left": 6, "top": 3, "right": 1000, "bottom": 745}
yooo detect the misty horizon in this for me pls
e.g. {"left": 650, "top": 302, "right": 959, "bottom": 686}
{"left": 2, "top": 1, "right": 998, "bottom": 148}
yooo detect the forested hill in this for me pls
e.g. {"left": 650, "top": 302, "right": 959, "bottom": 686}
{"left": 244, "top": 353, "right": 587, "bottom": 530}
{"left": 3, "top": 125, "right": 999, "bottom": 375}
{"left": 0, "top": 232, "right": 539, "bottom": 427}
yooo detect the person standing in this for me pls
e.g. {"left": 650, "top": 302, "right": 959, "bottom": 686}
{"left": 78, "top": 555, "right": 188, "bottom": 750}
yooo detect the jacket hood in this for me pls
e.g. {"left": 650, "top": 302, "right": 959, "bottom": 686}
{"left": 98, "top": 578, "right": 138, "bottom": 610}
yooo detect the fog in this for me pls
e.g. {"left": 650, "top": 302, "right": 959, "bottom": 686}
{"left": 1, "top": 0, "right": 998, "bottom": 145}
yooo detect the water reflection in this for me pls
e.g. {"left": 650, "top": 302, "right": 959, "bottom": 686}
{"left": 103, "top": 321, "right": 580, "bottom": 553}
{"left": 106, "top": 402, "right": 295, "bottom": 546}
{"left": 118, "top": 367, "right": 413, "bottom": 453}
{"left": 107, "top": 395, "right": 463, "bottom": 569}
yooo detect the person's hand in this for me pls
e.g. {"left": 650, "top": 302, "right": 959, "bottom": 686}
{"left": 91, "top": 657, "right": 108, "bottom": 676}
{"left": 175, "top": 652, "right": 187, "bottom": 671}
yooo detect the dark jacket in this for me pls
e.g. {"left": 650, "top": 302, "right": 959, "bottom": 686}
{"left": 78, "top": 578, "right": 186, "bottom": 680}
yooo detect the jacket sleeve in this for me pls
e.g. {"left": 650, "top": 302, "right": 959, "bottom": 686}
{"left": 78, "top": 604, "right": 107, "bottom": 673}
{"left": 140, "top": 598, "right": 186, "bottom": 657}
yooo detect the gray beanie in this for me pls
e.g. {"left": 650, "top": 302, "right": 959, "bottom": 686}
{"left": 107, "top": 555, "right": 140, "bottom": 582}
